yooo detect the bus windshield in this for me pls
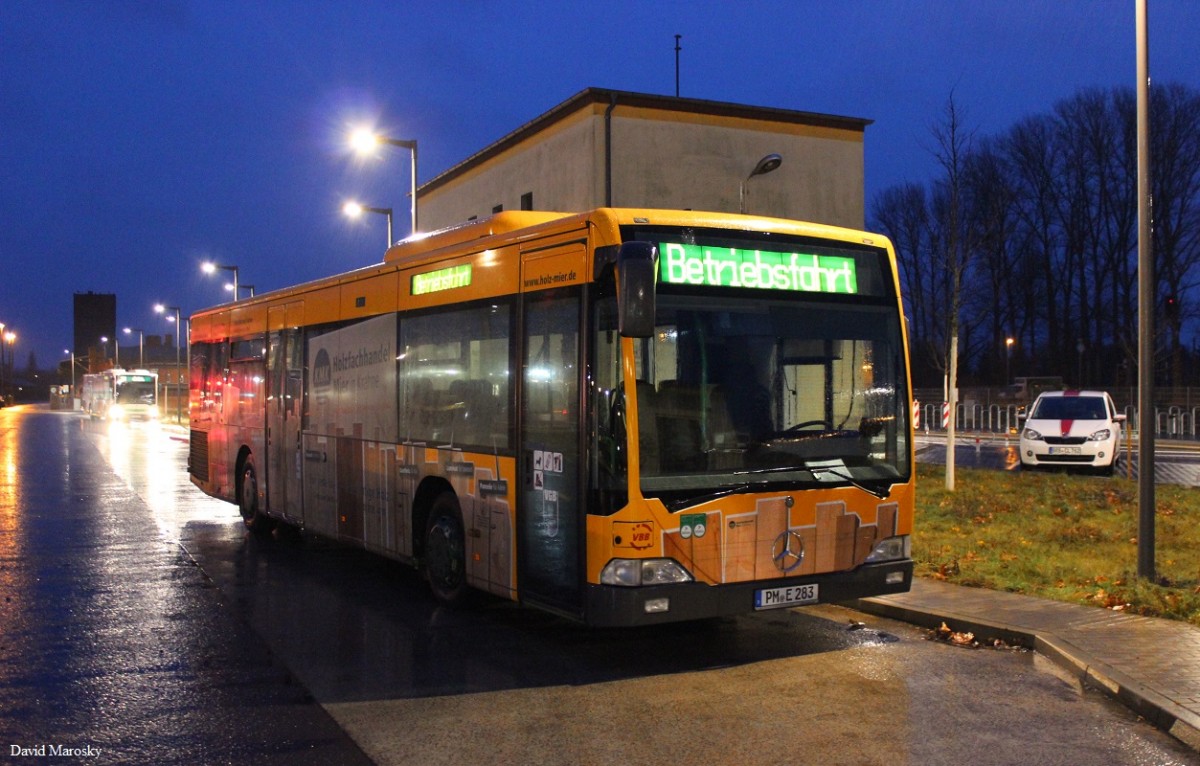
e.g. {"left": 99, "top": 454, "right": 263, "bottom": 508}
{"left": 630, "top": 291, "right": 909, "bottom": 501}
{"left": 115, "top": 380, "right": 156, "bottom": 405}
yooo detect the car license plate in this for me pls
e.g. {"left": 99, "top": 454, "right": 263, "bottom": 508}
{"left": 1048, "top": 446, "right": 1082, "bottom": 455}
{"left": 754, "top": 583, "right": 819, "bottom": 610}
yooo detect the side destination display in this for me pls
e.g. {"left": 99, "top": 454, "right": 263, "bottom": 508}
{"left": 412, "top": 263, "right": 472, "bottom": 295}
{"left": 659, "top": 242, "right": 858, "bottom": 294}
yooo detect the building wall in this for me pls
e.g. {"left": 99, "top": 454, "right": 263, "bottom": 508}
{"left": 418, "top": 91, "right": 867, "bottom": 233}
{"left": 419, "top": 107, "right": 601, "bottom": 226}
{"left": 608, "top": 107, "right": 864, "bottom": 227}
{"left": 73, "top": 291, "right": 116, "bottom": 358}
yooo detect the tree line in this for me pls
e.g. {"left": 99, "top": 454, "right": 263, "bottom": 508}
{"left": 870, "top": 83, "right": 1200, "bottom": 392}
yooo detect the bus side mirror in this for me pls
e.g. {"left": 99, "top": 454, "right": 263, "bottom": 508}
{"left": 616, "top": 241, "right": 657, "bottom": 338}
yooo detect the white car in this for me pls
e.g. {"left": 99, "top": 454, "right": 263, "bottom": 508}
{"left": 1018, "top": 390, "right": 1125, "bottom": 475}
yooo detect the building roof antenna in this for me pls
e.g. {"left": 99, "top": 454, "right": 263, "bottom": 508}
{"left": 674, "top": 34, "right": 682, "bottom": 97}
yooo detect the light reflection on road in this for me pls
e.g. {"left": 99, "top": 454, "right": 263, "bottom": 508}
{"left": 87, "top": 417, "right": 239, "bottom": 539}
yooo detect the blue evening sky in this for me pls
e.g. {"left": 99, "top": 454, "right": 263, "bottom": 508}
{"left": 2, "top": 1, "right": 1198, "bottom": 368}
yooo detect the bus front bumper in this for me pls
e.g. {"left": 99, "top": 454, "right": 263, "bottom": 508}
{"left": 583, "top": 560, "right": 913, "bottom": 627}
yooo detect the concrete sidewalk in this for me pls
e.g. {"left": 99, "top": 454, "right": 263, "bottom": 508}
{"left": 854, "top": 578, "right": 1200, "bottom": 753}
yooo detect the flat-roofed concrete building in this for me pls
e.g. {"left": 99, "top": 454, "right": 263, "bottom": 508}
{"left": 418, "top": 88, "right": 871, "bottom": 232}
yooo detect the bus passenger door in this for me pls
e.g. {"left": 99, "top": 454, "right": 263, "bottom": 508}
{"left": 519, "top": 287, "right": 583, "bottom": 614}
{"left": 267, "top": 302, "right": 304, "bottom": 523}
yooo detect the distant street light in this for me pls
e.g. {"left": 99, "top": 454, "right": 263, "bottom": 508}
{"left": 155, "top": 303, "right": 183, "bottom": 422}
{"left": 343, "top": 200, "right": 394, "bottom": 248}
{"left": 202, "top": 262, "right": 240, "bottom": 302}
{"left": 350, "top": 128, "right": 418, "bottom": 235}
{"left": 739, "top": 153, "right": 783, "bottom": 214}
{"left": 1005, "top": 337, "right": 1015, "bottom": 385}
{"left": 124, "top": 327, "right": 144, "bottom": 368}
{"left": 63, "top": 349, "right": 76, "bottom": 395}
{"left": 225, "top": 283, "right": 256, "bottom": 298}
{"left": 2, "top": 330, "right": 14, "bottom": 402}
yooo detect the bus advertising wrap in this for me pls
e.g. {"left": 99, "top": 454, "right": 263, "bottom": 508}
{"left": 308, "top": 313, "right": 398, "bottom": 442}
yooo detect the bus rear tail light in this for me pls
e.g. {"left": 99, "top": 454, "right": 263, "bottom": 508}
{"left": 600, "top": 558, "right": 693, "bottom": 587}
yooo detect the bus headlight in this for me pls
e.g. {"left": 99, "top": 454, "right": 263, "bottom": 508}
{"left": 149, "top": 405, "right": 160, "bottom": 419}
{"left": 600, "top": 558, "right": 694, "bottom": 587}
{"left": 864, "top": 535, "right": 910, "bottom": 564}
{"left": 109, "top": 404, "right": 125, "bottom": 420}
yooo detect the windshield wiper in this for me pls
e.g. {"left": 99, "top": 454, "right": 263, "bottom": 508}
{"left": 807, "top": 463, "right": 889, "bottom": 499}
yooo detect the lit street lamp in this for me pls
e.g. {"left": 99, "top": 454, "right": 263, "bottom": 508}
{"left": 225, "top": 283, "right": 256, "bottom": 298}
{"left": 63, "top": 349, "right": 77, "bottom": 396}
{"left": 155, "top": 303, "right": 183, "bottom": 422}
{"left": 350, "top": 128, "right": 418, "bottom": 235}
{"left": 2, "top": 329, "right": 14, "bottom": 403}
{"left": 1005, "top": 337, "right": 1015, "bottom": 386}
{"left": 202, "top": 262, "right": 240, "bottom": 302}
{"left": 124, "top": 327, "right": 144, "bottom": 368}
{"left": 343, "top": 200, "right": 394, "bottom": 247}
{"left": 739, "top": 153, "right": 782, "bottom": 214}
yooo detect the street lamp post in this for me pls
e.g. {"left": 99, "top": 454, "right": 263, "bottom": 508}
{"left": 1076, "top": 340, "right": 1085, "bottom": 388}
{"left": 2, "top": 330, "right": 14, "bottom": 403}
{"left": 739, "top": 153, "right": 783, "bottom": 214}
{"left": 1005, "top": 337, "right": 1014, "bottom": 386}
{"left": 225, "top": 283, "right": 256, "bottom": 299}
{"left": 156, "top": 303, "right": 183, "bottom": 422}
{"left": 124, "top": 327, "right": 144, "bottom": 368}
{"left": 350, "top": 129, "right": 418, "bottom": 235}
{"left": 202, "top": 262, "right": 240, "bottom": 302}
{"left": 343, "top": 201, "right": 394, "bottom": 248}
{"left": 0, "top": 323, "right": 7, "bottom": 402}
{"left": 63, "top": 349, "right": 77, "bottom": 402}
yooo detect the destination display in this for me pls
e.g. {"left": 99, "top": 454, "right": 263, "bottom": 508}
{"left": 412, "top": 263, "right": 472, "bottom": 295}
{"left": 659, "top": 242, "right": 859, "bottom": 294}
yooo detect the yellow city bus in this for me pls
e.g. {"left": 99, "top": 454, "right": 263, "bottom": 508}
{"left": 187, "top": 208, "right": 913, "bottom": 626}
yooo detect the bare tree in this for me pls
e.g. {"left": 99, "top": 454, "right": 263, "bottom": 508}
{"left": 870, "top": 82, "right": 1200, "bottom": 394}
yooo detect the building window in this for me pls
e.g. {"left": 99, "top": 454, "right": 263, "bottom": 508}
{"left": 521, "top": 192, "right": 533, "bottom": 211}
{"left": 492, "top": 204, "right": 504, "bottom": 214}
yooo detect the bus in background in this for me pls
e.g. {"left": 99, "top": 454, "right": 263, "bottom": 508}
{"left": 187, "top": 208, "right": 914, "bottom": 626}
{"left": 81, "top": 369, "right": 160, "bottom": 421}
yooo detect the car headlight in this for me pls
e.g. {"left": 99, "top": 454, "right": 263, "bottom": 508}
{"left": 600, "top": 558, "right": 694, "bottom": 587}
{"left": 1088, "top": 429, "right": 1112, "bottom": 441}
{"left": 1022, "top": 428, "right": 1043, "bottom": 441}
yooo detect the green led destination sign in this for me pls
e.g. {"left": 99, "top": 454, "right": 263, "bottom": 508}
{"left": 659, "top": 242, "right": 858, "bottom": 294}
{"left": 412, "top": 264, "right": 472, "bottom": 295}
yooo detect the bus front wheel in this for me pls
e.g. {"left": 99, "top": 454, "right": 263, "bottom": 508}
{"left": 424, "top": 492, "right": 468, "bottom": 605}
{"left": 238, "top": 456, "right": 271, "bottom": 533}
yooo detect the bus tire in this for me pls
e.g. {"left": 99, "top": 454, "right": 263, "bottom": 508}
{"left": 238, "top": 455, "right": 272, "bottom": 533}
{"left": 423, "top": 492, "right": 469, "bottom": 606}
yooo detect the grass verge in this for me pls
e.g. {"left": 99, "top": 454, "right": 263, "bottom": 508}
{"left": 914, "top": 463, "right": 1200, "bottom": 627}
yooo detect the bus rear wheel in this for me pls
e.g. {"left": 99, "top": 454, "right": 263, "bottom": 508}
{"left": 424, "top": 492, "right": 468, "bottom": 606}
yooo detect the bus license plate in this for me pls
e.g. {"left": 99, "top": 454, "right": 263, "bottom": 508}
{"left": 755, "top": 583, "right": 819, "bottom": 610}
{"left": 1049, "top": 446, "right": 1082, "bottom": 455}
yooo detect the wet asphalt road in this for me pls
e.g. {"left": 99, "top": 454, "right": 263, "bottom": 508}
{"left": 2, "top": 405, "right": 1199, "bottom": 765}
{"left": 0, "top": 408, "right": 373, "bottom": 765}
